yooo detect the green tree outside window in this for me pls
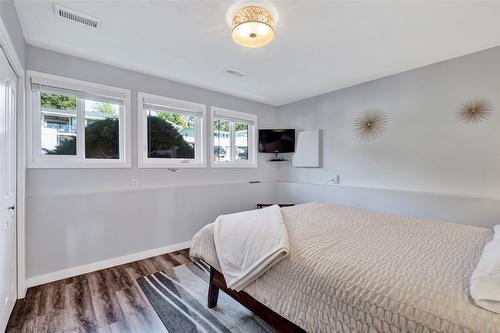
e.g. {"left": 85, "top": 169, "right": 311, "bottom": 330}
{"left": 92, "top": 102, "right": 117, "bottom": 115}
{"left": 41, "top": 92, "right": 77, "bottom": 110}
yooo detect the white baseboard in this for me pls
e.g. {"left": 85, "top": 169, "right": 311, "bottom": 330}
{"left": 26, "top": 241, "right": 191, "bottom": 288}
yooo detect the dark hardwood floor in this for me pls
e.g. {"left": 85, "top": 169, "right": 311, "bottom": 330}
{"left": 6, "top": 249, "right": 192, "bottom": 333}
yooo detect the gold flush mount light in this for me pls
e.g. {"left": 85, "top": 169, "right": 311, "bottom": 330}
{"left": 232, "top": 5, "right": 275, "bottom": 48}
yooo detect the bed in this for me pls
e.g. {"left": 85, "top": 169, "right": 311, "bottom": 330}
{"left": 190, "top": 203, "right": 500, "bottom": 332}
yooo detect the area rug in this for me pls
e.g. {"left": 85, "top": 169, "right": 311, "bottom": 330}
{"left": 137, "top": 261, "right": 274, "bottom": 333}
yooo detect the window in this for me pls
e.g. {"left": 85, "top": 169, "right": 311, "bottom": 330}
{"left": 28, "top": 71, "right": 131, "bottom": 168}
{"left": 210, "top": 107, "right": 257, "bottom": 167}
{"left": 138, "top": 92, "right": 206, "bottom": 168}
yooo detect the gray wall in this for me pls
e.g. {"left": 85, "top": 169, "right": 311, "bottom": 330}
{"left": 28, "top": 182, "right": 277, "bottom": 278}
{"left": 26, "top": 46, "right": 281, "bottom": 195}
{"left": 0, "top": 0, "right": 25, "bottom": 65}
{"left": 277, "top": 46, "right": 500, "bottom": 217}
{"left": 26, "top": 46, "right": 280, "bottom": 278}
{"left": 277, "top": 182, "right": 500, "bottom": 228}
{"left": 25, "top": 40, "right": 500, "bottom": 279}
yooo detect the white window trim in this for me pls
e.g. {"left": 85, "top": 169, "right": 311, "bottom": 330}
{"left": 26, "top": 71, "right": 132, "bottom": 168}
{"left": 210, "top": 106, "right": 257, "bottom": 168}
{"left": 137, "top": 92, "right": 206, "bottom": 168}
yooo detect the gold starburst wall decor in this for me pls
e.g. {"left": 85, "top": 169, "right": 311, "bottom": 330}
{"left": 353, "top": 111, "right": 389, "bottom": 141}
{"left": 457, "top": 98, "right": 493, "bottom": 124}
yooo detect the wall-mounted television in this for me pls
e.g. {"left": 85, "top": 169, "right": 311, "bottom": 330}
{"left": 258, "top": 129, "right": 295, "bottom": 153}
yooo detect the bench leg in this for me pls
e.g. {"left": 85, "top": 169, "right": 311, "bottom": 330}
{"left": 208, "top": 267, "right": 219, "bottom": 308}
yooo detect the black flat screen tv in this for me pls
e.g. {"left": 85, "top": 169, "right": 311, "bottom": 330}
{"left": 258, "top": 129, "right": 295, "bottom": 153}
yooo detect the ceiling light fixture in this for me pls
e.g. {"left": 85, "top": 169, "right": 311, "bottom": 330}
{"left": 232, "top": 5, "right": 275, "bottom": 48}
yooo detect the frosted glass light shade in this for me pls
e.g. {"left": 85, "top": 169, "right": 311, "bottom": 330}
{"left": 231, "top": 6, "right": 275, "bottom": 48}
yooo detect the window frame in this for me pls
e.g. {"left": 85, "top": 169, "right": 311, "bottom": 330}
{"left": 27, "top": 71, "right": 132, "bottom": 168}
{"left": 137, "top": 92, "right": 206, "bottom": 168}
{"left": 210, "top": 106, "right": 257, "bottom": 168}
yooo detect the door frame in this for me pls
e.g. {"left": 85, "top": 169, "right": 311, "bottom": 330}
{"left": 0, "top": 18, "right": 27, "bottom": 298}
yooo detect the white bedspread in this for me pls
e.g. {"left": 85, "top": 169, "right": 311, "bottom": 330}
{"left": 471, "top": 224, "right": 500, "bottom": 313}
{"left": 191, "top": 203, "right": 500, "bottom": 332}
{"left": 213, "top": 205, "right": 289, "bottom": 291}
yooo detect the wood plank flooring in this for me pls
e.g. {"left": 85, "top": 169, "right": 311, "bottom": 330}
{"left": 6, "top": 249, "right": 192, "bottom": 333}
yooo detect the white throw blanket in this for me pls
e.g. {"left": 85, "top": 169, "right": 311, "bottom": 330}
{"left": 213, "top": 205, "right": 289, "bottom": 291}
{"left": 470, "top": 224, "right": 500, "bottom": 313}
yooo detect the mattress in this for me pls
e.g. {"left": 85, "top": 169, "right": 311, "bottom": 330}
{"left": 190, "top": 203, "right": 500, "bottom": 332}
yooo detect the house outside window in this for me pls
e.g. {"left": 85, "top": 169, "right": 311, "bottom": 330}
{"left": 210, "top": 107, "right": 257, "bottom": 168}
{"left": 27, "top": 71, "right": 131, "bottom": 168}
{"left": 138, "top": 92, "right": 206, "bottom": 168}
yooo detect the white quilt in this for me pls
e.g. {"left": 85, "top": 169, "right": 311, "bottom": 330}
{"left": 213, "top": 205, "right": 289, "bottom": 291}
{"left": 191, "top": 203, "right": 500, "bottom": 332}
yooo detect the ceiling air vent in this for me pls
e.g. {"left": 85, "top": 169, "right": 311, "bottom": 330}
{"left": 54, "top": 4, "right": 101, "bottom": 28}
{"left": 225, "top": 67, "right": 247, "bottom": 78}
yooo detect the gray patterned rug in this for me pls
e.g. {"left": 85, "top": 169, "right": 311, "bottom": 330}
{"left": 137, "top": 261, "right": 274, "bottom": 333}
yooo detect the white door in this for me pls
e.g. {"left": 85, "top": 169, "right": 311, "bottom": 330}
{"left": 0, "top": 46, "right": 17, "bottom": 332}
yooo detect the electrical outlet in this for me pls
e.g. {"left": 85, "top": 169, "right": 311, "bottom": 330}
{"left": 330, "top": 175, "right": 340, "bottom": 184}
{"left": 131, "top": 178, "right": 138, "bottom": 188}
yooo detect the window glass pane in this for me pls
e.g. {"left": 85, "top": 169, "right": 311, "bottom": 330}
{"left": 147, "top": 110, "right": 196, "bottom": 159}
{"left": 40, "top": 92, "right": 77, "bottom": 155}
{"left": 85, "top": 100, "right": 120, "bottom": 159}
{"left": 213, "top": 119, "right": 231, "bottom": 162}
{"left": 235, "top": 123, "right": 249, "bottom": 161}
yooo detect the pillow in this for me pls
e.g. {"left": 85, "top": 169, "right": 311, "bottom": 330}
{"left": 470, "top": 225, "right": 500, "bottom": 313}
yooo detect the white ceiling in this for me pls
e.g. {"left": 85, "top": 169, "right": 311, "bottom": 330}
{"left": 13, "top": 0, "right": 500, "bottom": 106}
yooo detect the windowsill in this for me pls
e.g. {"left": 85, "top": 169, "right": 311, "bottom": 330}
{"left": 210, "top": 162, "right": 258, "bottom": 168}
{"left": 27, "top": 159, "right": 132, "bottom": 169}
{"left": 138, "top": 159, "right": 207, "bottom": 169}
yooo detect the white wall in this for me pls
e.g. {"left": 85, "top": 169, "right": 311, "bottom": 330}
{"left": 25, "top": 46, "right": 281, "bottom": 279}
{"left": 278, "top": 46, "right": 500, "bottom": 201}
{"left": 0, "top": 0, "right": 25, "bottom": 66}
